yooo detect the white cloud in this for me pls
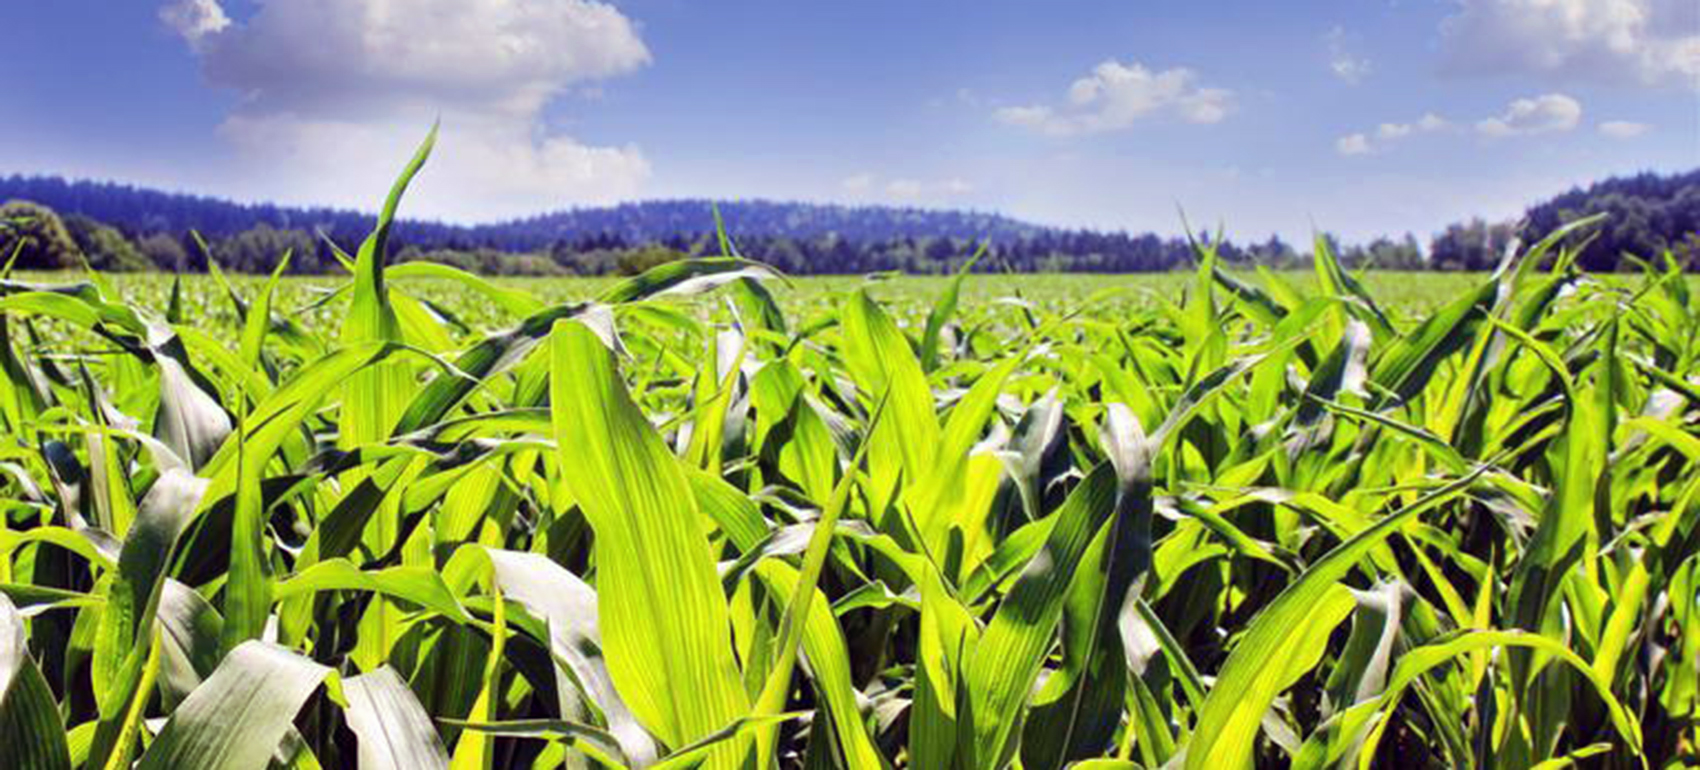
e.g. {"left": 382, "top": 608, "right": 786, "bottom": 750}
{"left": 994, "top": 105, "right": 1058, "bottom": 131}
{"left": 840, "top": 173, "right": 875, "bottom": 194}
{"left": 165, "top": 0, "right": 653, "bottom": 221}
{"left": 159, "top": 0, "right": 230, "bottom": 49}
{"left": 1598, "top": 120, "right": 1651, "bottom": 138}
{"left": 218, "top": 114, "right": 650, "bottom": 221}
{"left": 1377, "top": 123, "right": 1413, "bottom": 140}
{"left": 841, "top": 174, "right": 974, "bottom": 203}
{"left": 190, "top": 0, "right": 649, "bottom": 116}
{"left": 885, "top": 178, "right": 974, "bottom": 201}
{"left": 1475, "top": 93, "right": 1583, "bottom": 137}
{"left": 939, "top": 178, "right": 975, "bottom": 196}
{"left": 885, "top": 179, "right": 926, "bottom": 199}
{"left": 996, "top": 60, "right": 1234, "bottom": 136}
{"left": 1341, "top": 95, "right": 1586, "bottom": 156}
{"left": 1441, "top": 0, "right": 1700, "bottom": 88}
{"left": 1336, "top": 133, "right": 1372, "bottom": 156}
{"left": 1336, "top": 112, "right": 1451, "bottom": 155}
{"left": 1377, "top": 114, "right": 1450, "bottom": 139}
{"left": 1325, "top": 26, "right": 1372, "bottom": 84}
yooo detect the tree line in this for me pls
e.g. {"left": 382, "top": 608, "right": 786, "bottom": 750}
{"left": 1, "top": 169, "right": 1694, "bottom": 275}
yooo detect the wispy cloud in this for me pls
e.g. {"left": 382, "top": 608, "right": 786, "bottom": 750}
{"left": 1598, "top": 120, "right": 1651, "bottom": 139}
{"left": 1324, "top": 26, "right": 1371, "bottom": 85}
{"left": 842, "top": 173, "right": 974, "bottom": 203}
{"left": 995, "top": 60, "right": 1233, "bottom": 136}
{"left": 1475, "top": 93, "right": 1582, "bottom": 137}
{"left": 840, "top": 173, "right": 875, "bottom": 194}
{"left": 1335, "top": 113, "right": 1451, "bottom": 155}
{"left": 1336, "top": 133, "right": 1373, "bottom": 156}
{"left": 1338, "top": 94, "right": 1585, "bottom": 156}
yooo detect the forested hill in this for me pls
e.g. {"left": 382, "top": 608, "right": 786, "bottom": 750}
{"left": 0, "top": 176, "right": 452, "bottom": 250}
{"left": 0, "top": 176, "right": 1046, "bottom": 252}
{"left": 0, "top": 169, "right": 1695, "bottom": 275}
{"left": 1521, "top": 170, "right": 1700, "bottom": 272}
{"left": 487, "top": 200, "right": 1052, "bottom": 249}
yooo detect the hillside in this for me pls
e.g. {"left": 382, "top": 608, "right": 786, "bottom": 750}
{"left": 1521, "top": 169, "right": 1700, "bottom": 272}
{"left": 1, "top": 169, "right": 1696, "bottom": 274}
{"left": 0, "top": 176, "right": 1049, "bottom": 251}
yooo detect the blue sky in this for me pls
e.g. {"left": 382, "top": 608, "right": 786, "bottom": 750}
{"left": 0, "top": 0, "right": 1694, "bottom": 241}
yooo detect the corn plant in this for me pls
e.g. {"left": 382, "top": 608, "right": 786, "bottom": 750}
{"left": 0, "top": 130, "right": 1695, "bottom": 770}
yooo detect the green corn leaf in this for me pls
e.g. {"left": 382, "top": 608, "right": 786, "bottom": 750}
{"left": 88, "top": 469, "right": 206, "bottom": 766}
{"left": 967, "top": 462, "right": 1133, "bottom": 769}
{"left": 272, "top": 560, "right": 471, "bottom": 625}
{"left": 240, "top": 250, "right": 293, "bottom": 380}
{"left": 340, "top": 125, "right": 435, "bottom": 450}
{"left": 1369, "top": 277, "right": 1496, "bottom": 409}
{"left": 839, "top": 288, "right": 940, "bottom": 525}
{"left": 1185, "top": 465, "right": 1488, "bottom": 770}
{"left": 0, "top": 593, "right": 72, "bottom": 770}
{"left": 443, "top": 719, "right": 626, "bottom": 768}
{"left": 548, "top": 319, "right": 750, "bottom": 757}
{"left": 920, "top": 243, "right": 987, "bottom": 372}
{"left": 343, "top": 666, "right": 451, "bottom": 770}
{"left": 598, "top": 258, "right": 783, "bottom": 304}
{"left": 482, "top": 547, "right": 658, "bottom": 765}
{"left": 136, "top": 641, "right": 337, "bottom": 770}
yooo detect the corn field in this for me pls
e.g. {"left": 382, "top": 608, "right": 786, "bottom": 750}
{"left": 1, "top": 132, "right": 1696, "bottom": 770}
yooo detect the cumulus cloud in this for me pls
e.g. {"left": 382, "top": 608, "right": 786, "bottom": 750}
{"left": 1598, "top": 120, "right": 1651, "bottom": 138}
{"left": 1335, "top": 112, "right": 1451, "bottom": 155}
{"left": 995, "top": 106, "right": 1058, "bottom": 132}
{"left": 939, "top": 178, "right": 975, "bottom": 196}
{"left": 1325, "top": 26, "right": 1372, "bottom": 84}
{"left": 885, "top": 178, "right": 974, "bottom": 201}
{"left": 1340, "top": 95, "right": 1586, "bottom": 156}
{"left": 1441, "top": 0, "right": 1700, "bottom": 88}
{"left": 1336, "top": 134, "right": 1372, "bottom": 156}
{"left": 160, "top": 0, "right": 230, "bottom": 49}
{"left": 1475, "top": 93, "right": 1583, "bottom": 137}
{"left": 163, "top": 0, "right": 653, "bottom": 220}
{"left": 995, "top": 60, "right": 1233, "bottom": 136}
{"left": 1380, "top": 113, "right": 1451, "bottom": 139}
{"left": 219, "top": 114, "right": 650, "bottom": 219}
{"left": 885, "top": 179, "right": 927, "bottom": 199}
{"left": 840, "top": 173, "right": 875, "bottom": 194}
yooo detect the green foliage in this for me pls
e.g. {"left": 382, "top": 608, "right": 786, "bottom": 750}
{"left": 7, "top": 167, "right": 1700, "bottom": 275}
{"left": 615, "top": 244, "right": 687, "bottom": 276}
{"left": 400, "top": 247, "right": 569, "bottom": 277}
{"left": 0, "top": 140, "right": 1695, "bottom": 770}
{"left": 62, "top": 215, "right": 154, "bottom": 273}
{"left": 0, "top": 200, "right": 82, "bottom": 270}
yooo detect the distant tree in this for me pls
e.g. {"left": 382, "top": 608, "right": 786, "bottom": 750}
{"left": 399, "top": 246, "right": 567, "bottom": 276}
{"left": 1315, "top": 232, "right": 1348, "bottom": 267}
{"left": 762, "top": 237, "right": 805, "bottom": 272}
{"left": 502, "top": 253, "right": 568, "bottom": 276}
{"left": 0, "top": 200, "right": 82, "bottom": 270}
{"left": 137, "top": 233, "right": 190, "bottom": 272}
{"left": 63, "top": 214, "right": 154, "bottom": 271}
{"left": 1241, "top": 235, "right": 1298, "bottom": 268}
{"left": 3, "top": 169, "right": 1696, "bottom": 275}
{"left": 215, "top": 224, "right": 321, "bottom": 273}
{"left": 1353, "top": 233, "right": 1424, "bottom": 270}
{"left": 1431, "top": 219, "right": 1516, "bottom": 271}
{"left": 1522, "top": 169, "right": 1700, "bottom": 271}
{"left": 615, "top": 244, "right": 686, "bottom": 275}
